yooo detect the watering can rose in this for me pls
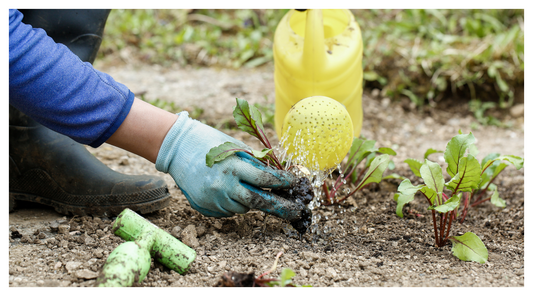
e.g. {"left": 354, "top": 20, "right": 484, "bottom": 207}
{"left": 281, "top": 96, "right": 354, "bottom": 172}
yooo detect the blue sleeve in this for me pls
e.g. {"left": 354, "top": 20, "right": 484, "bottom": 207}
{"left": 8, "top": 9, "right": 134, "bottom": 148}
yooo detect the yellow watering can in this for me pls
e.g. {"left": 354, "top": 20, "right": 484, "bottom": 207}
{"left": 273, "top": 9, "right": 363, "bottom": 139}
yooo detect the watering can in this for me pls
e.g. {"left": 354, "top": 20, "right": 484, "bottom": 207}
{"left": 273, "top": 9, "right": 363, "bottom": 139}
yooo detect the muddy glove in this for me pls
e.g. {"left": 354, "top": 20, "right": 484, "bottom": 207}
{"left": 156, "top": 111, "right": 304, "bottom": 221}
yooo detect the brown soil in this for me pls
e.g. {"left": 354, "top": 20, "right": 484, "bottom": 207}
{"left": 9, "top": 62, "right": 525, "bottom": 287}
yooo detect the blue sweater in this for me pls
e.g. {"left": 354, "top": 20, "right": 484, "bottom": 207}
{"left": 9, "top": 9, "right": 134, "bottom": 148}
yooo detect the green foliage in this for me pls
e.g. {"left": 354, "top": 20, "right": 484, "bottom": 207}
{"left": 450, "top": 232, "right": 488, "bottom": 264}
{"left": 99, "top": 9, "right": 288, "bottom": 68}
{"left": 394, "top": 130, "right": 522, "bottom": 262}
{"left": 206, "top": 98, "right": 283, "bottom": 170}
{"left": 99, "top": 9, "right": 523, "bottom": 110}
{"left": 355, "top": 154, "right": 390, "bottom": 191}
{"left": 324, "top": 137, "right": 395, "bottom": 205}
{"left": 356, "top": 9, "right": 524, "bottom": 108}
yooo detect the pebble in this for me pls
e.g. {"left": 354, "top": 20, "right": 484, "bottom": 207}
{"left": 58, "top": 224, "right": 70, "bottom": 235}
{"left": 65, "top": 261, "right": 82, "bottom": 273}
{"left": 54, "top": 262, "right": 62, "bottom": 270}
{"left": 196, "top": 225, "right": 206, "bottom": 237}
{"left": 171, "top": 226, "right": 182, "bottom": 238}
{"left": 181, "top": 225, "right": 199, "bottom": 248}
{"left": 93, "top": 248, "right": 104, "bottom": 259}
{"left": 326, "top": 267, "right": 337, "bottom": 278}
{"left": 510, "top": 104, "right": 524, "bottom": 118}
{"left": 75, "top": 269, "right": 99, "bottom": 279}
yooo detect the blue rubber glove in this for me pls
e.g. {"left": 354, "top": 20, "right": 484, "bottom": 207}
{"left": 156, "top": 111, "right": 305, "bottom": 221}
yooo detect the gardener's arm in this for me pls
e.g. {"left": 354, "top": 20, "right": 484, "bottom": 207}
{"left": 9, "top": 9, "right": 305, "bottom": 222}
{"left": 106, "top": 98, "right": 178, "bottom": 163}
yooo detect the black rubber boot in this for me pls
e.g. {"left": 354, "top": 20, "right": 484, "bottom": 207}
{"left": 10, "top": 10, "right": 171, "bottom": 216}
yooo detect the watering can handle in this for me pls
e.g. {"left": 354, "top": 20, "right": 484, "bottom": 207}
{"left": 302, "top": 9, "right": 326, "bottom": 71}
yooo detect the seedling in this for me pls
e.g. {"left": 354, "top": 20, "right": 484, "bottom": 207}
{"left": 206, "top": 98, "right": 314, "bottom": 233}
{"left": 395, "top": 131, "right": 523, "bottom": 263}
{"left": 206, "top": 98, "right": 283, "bottom": 170}
{"left": 321, "top": 137, "right": 397, "bottom": 206}
{"left": 215, "top": 251, "right": 311, "bottom": 287}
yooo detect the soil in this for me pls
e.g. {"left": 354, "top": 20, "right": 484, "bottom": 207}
{"left": 8, "top": 61, "right": 525, "bottom": 287}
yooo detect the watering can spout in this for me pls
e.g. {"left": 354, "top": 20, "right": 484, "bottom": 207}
{"left": 302, "top": 9, "right": 326, "bottom": 71}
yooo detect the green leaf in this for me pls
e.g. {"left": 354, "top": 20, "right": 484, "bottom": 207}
{"left": 444, "top": 132, "right": 476, "bottom": 177}
{"left": 279, "top": 268, "right": 295, "bottom": 287}
{"left": 251, "top": 148, "right": 272, "bottom": 160}
{"left": 356, "top": 154, "right": 390, "bottom": 191}
{"left": 424, "top": 148, "right": 443, "bottom": 160}
{"left": 206, "top": 142, "right": 249, "bottom": 167}
{"left": 404, "top": 158, "right": 423, "bottom": 177}
{"left": 481, "top": 153, "right": 500, "bottom": 168}
{"left": 420, "top": 186, "right": 438, "bottom": 205}
{"left": 378, "top": 147, "right": 397, "bottom": 156}
{"left": 482, "top": 155, "right": 523, "bottom": 173}
{"left": 490, "top": 186, "right": 506, "bottom": 208}
{"left": 468, "top": 143, "right": 479, "bottom": 157}
{"left": 430, "top": 194, "right": 461, "bottom": 213}
{"left": 420, "top": 159, "right": 445, "bottom": 199}
{"left": 445, "top": 155, "right": 481, "bottom": 193}
{"left": 383, "top": 173, "right": 406, "bottom": 180}
{"left": 395, "top": 179, "right": 424, "bottom": 218}
{"left": 233, "top": 98, "right": 269, "bottom": 147}
{"left": 450, "top": 232, "right": 488, "bottom": 264}
{"left": 387, "top": 160, "right": 396, "bottom": 170}
{"left": 348, "top": 138, "right": 376, "bottom": 167}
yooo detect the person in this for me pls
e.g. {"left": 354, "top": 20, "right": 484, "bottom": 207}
{"left": 9, "top": 9, "right": 304, "bottom": 222}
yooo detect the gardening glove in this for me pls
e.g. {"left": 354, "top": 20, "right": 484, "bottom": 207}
{"left": 156, "top": 111, "right": 305, "bottom": 221}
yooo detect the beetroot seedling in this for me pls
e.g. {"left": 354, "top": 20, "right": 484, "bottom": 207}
{"left": 321, "top": 137, "right": 396, "bottom": 206}
{"left": 215, "top": 251, "right": 311, "bottom": 287}
{"left": 206, "top": 98, "right": 313, "bottom": 234}
{"left": 395, "top": 130, "right": 523, "bottom": 263}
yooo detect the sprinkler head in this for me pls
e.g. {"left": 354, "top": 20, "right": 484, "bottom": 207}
{"left": 281, "top": 96, "right": 353, "bottom": 172}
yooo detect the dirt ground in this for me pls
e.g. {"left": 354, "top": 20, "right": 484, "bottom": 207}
{"left": 8, "top": 61, "right": 525, "bottom": 287}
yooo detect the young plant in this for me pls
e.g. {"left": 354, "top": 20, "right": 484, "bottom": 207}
{"left": 206, "top": 98, "right": 283, "bottom": 170}
{"left": 395, "top": 131, "right": 523, "bottom": 263}
{"left": 321, "top": 137, "right": 396, "bottom": 205}
{"left": 206, "top": 98, "right": 314, "bottom": 234}
{"left": 215, "top": 251, "right": 311, "bottom": 287}
{"left": 401, "top": 132, "right": 524, "bottom": 223}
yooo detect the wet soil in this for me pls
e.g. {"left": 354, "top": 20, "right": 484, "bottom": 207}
{"left": 8, "top": 62, "right": 525, "bottom": 287}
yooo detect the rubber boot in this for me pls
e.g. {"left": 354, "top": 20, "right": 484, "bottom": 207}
{"left": 10, "top": 10, "right": 171, "bottom": 216}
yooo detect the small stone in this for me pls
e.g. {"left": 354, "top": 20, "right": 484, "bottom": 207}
{"left": 381, "top": 97, "right": 391, "bottom": 108}
{"left": 93, "top": 248, "right": 104, "bottom": 259}
{"left": 213, "top": 220, "right": 222, "bottom": 230}
{"left": 54, "top": 262, "right": 62, "bottom": 270}
{"left": 510, "top": 104, "right": 524, "bottom": 118}
{"left": 196, "top": 225, "right": 206, "bottom": 237}
{"left": 75, "top": 269, "right": 99, "bottom": 279}
{"left": 371, "top": 88, "right": 380, "bottom": 98}
{"left": 20, "top": 234, "right": 33, "bottom": 244}
{"left": 326, "top": 267, "right": 337, "bottom": 278}
{"left": 218, "top": 261, "right": 227, "bottom": 269}
{"left": 38, "top": 232, "right": 46, "bottom": 239}
{"left": 84, "top": 236, "right": 96, "bottom": 246}
{"left": 181, "top": 225, "right": 199, "bottom": 248}
{"left": 171, "top": 226, "right": 182, "bottom": 239}
{"left": 58, "top": 224, "right": 70, "bottom": 235}
{"left": 65, "top": 261, "right": 83, "bottom": 273}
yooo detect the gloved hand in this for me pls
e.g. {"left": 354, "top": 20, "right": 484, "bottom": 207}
{"left": 156, "top": 111, "right": 305, "bottom": 221}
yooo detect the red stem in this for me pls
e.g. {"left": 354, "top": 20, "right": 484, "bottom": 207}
{"left": 470, "top": 196, "right": 491, "bottom": 207}
{"left": 432, "top": 210, "right": 439, "bottom": 247}
{"left": 444, "top": 210, "right": 453, "bottom": 242}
